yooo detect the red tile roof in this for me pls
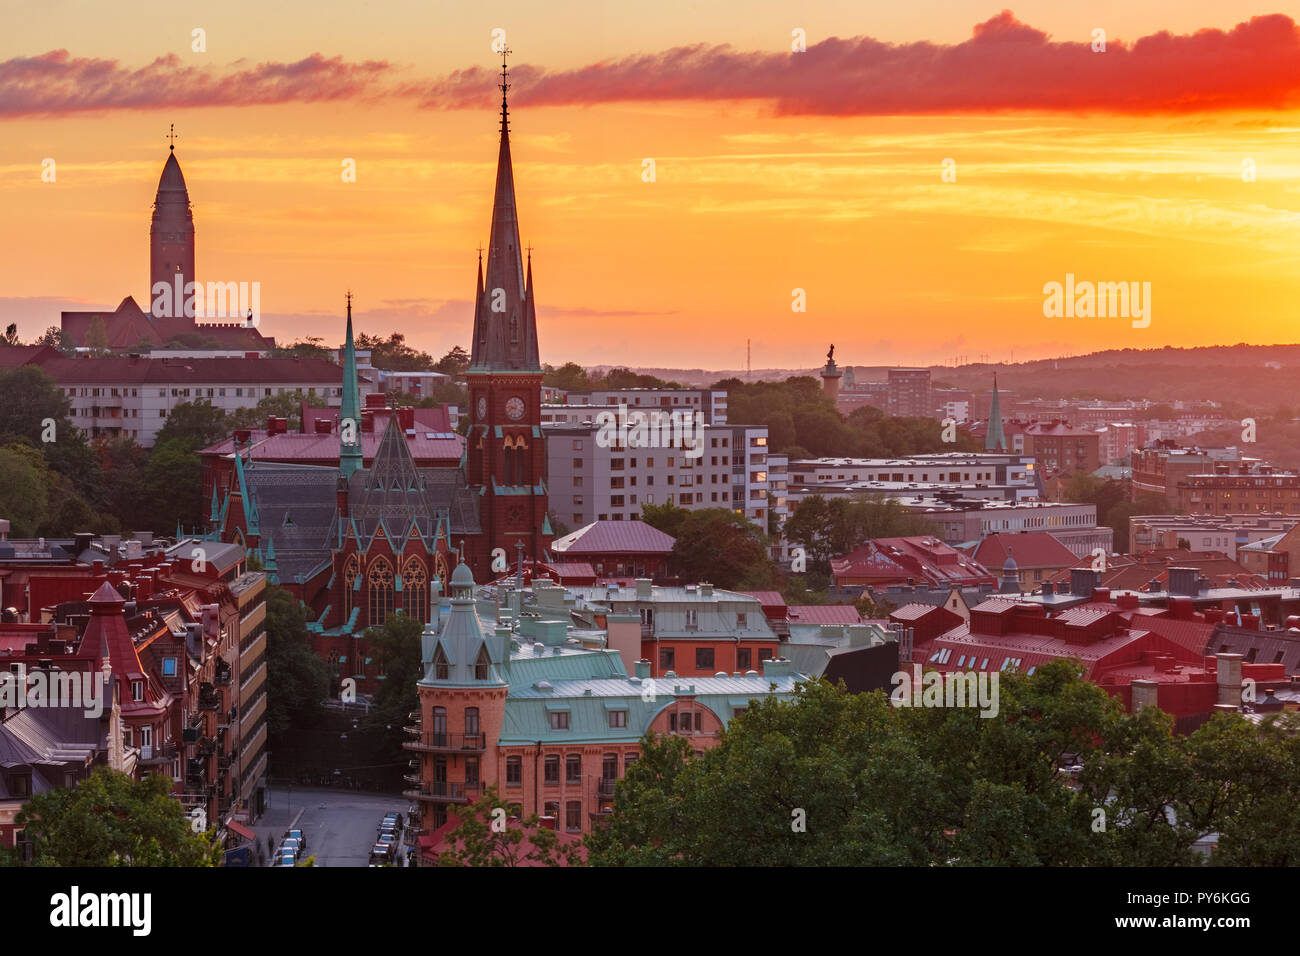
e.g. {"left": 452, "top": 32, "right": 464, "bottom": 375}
{"left": 552, "top": 520, "right": 675, "bottom": 555}
{"left": 37, "top": 355, "right": 346, "bottom": 385}
{"left": 970, "top": 532, "right": 1078, "bottom": 570}
{"left": 201, "top": 429, "right": 463, "bottom": 464}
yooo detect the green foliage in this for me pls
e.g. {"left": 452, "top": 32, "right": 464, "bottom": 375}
{"left": 587, "top": 661, "right": 1300, "bottom": 866}
{"left": 143, "top": 438, "right": 204, "bottom": 532}
{"left": 15, "top": 767, "right": 221, "bottom": 866}
{"left": 783, "top": 494, "right": 934, "bottom": 575}
{"left": 227, "top": 390, "right": 326, "bottom": 431}
{"left": 639, "top": 501, "right": 691, "bottom": 538}
{"left": 154, "top": 399, "right": 230, "bottom": 451}
{"left": 356, "top": 332, "right": 435, "bottom": 371}
{"left": 265, "top": 585, "right": 330, "bottom": 739}
{"left": 269, "top": 337, "right": 332, "bottom": 361}
{"left": 360, "top": 612, "right": 425, "bottom": 763}
{"left": 0, "top": 443, "right": 51, "bottom": 537}
{"left": 666, "top": 508, "right": 776, "bottom": 589}
{"left": 83, "top": 317, "right": 110, "bottom": 356}
{"left": 437, "top": 786, "right": 584, "bottom": 867}
{"left": 164, "top": 332, "right": 221, "bottom": 349}
{"left": 434, "top": 345, "right": 470, "bottom": 377}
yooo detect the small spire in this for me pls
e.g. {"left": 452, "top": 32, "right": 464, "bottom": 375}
{"left": 167, "top": 123, "right": 177, "bottom": 151}
{"left": 499, "top": 45, "right": 512, "bottom": 136}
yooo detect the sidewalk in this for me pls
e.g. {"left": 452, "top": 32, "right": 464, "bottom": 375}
{"left": 252, "top": 788, "right": 305, "bottom": 867}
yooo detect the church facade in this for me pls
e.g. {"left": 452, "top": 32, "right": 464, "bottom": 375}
{"left": 206, "top": 74, "right": 552, "bottom": 693}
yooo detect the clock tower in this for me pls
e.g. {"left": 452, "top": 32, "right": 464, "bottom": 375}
{"left": 465, "top": 51, "right": 551, "bottom": 571}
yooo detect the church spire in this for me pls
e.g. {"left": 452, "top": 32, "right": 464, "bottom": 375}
{"left": 340, "top": 292, "right": 363, "bottom": 478}
{"left": 469, "top": 48, "right": 540, "bottom": 372}
{"left": 150, "top": 130, "right": 195, "bottom": 319}
{"left": 985, "top": 372, "right": 1007, "bottom": 452}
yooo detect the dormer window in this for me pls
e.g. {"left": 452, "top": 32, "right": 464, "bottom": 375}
{"left": 433, "top": 646, "right": 449, "bottom": 681}
{"left": 475, "top": 647, "right": 490, "bottom": 681}
{"left": 131, "top": 680, "right": 144, "bottom": 701}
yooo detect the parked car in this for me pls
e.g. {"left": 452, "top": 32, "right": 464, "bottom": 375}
{"left": 381, "top": 812, "right": 402, "bottom": 831}
{"left": 378, "top": 824, "right": 398, "bottom": 842}
{"left": 376, "top": 833, "right": 398, "bottom": 854}
{"left": 369, "top": 843, "right": 393, "bottom": 865}
{"left": 286, "top": 828, "right": 306, "bottom": 853}
{"left": 281, "top": 838, "right": 301, "bottom": 861}
{"left": 279, "top": 848, "right": 297, "bottom": 867}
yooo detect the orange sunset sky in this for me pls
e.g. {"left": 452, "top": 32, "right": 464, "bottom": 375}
{"left": 2, "top": 0, "right": 1299, "bottom": 370}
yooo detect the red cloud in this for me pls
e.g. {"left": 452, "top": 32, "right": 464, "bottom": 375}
{"left": 0, "top": 50, "right": 391, "bottom": 117}
{"left": 422, "top": 11, "right": 1300, "bottom": 115}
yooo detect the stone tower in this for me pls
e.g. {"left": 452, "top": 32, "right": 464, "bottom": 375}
{"left": 149, "top": 142, "right": 196, "bottom": 319}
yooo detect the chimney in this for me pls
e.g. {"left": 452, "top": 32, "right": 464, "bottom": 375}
{"left": 634, "top": 659, "right": 651, "bottom": 679}
{"left": 1168, "top": 567, "right": 1198, "bottom": 596}
{"left": 314, "top": 418, "right": 333, "bottom": 434}
{"left": 1216, "top": 653, "right": 1244, "bottom": 708}
{"left": 1091, "top": 588, "right": 1110, "bottom": 604}
{"left": 1070, "top": 567, "right": 1099, "bottom": 597}
{"left": 1130, "top": 678, "right": 1159, "bottom": 713}
{"left": 700, "top": 582, "right": 713, "bottom": 598}
{"left": 635, "top": 578, "right": 652, "bottom": 600}
{"left": 761, "top": 657, "right": 793, "bottom": 680}
{"left": 1041, "top": 582, "right": 1054, "bottom": 597}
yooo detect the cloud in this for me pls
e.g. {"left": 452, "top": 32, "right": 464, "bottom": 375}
{"left": 421, "top": 11, "right": 1300, "bottom": 115}
{"left": 0, "top": 50, "right": 391, "bottom": 117}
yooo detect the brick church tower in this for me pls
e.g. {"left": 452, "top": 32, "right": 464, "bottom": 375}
{"left": 465, "top": 54, "right": 552, "bottom": 568}
{"left": 150, "top": 133, "right": 196, "bottom": 320}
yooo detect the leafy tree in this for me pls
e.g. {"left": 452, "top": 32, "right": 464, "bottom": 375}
{"left": 0, "top": 366, "right": 75, "bottom": 445}
{"left": 154, "top": 399, "right": 230, "bottom": 451}
{"left": 15, "top": 767, "right": 220, "bottom": 866}
{"left": 265, "top": 585, "right": 330, "bottom": 740}
{"left": 783, "top": 494, "right": 932, "bottom": 575}
{"left": 96, "top": 437, "right": 149, "bottom": 531}
{"left": 84, "top": 317, "right": 110, "bottom": 356}
{"left": 269, "top": 337, "right": 331, "bottom": 361}
{"left": 227, "top": 391, "right": 326, "bottom": 430}
{"left": 361, "top": 612, "right": 425, "bottom": 764}
{"left": 543, "top": 361, "right": 590, "bottom": 392}
{"left": 437, "top": 786, "right": 584, "bottom": 867}
{"left": 163, "top": 332, "right": 222, "bottom": 349}
{"left": 356, "top": 332, "right": 435, "bottom": 371}
{"left": 667, "top": 508, "right": 775, "bottom": 589}
{"left": 434, "top": 345, "right": 470, "bottom": 377}
{"left": 143, "top": 438, "right": 203, "bottom": 532}
{"left": 35, "top": 326, "right": 71, "bottom": 353}
{"left": 639, "top": 501, "right": 691, "bottom": 538}
{"left": 0, "top": 443, "right": 51, "bottom": 536}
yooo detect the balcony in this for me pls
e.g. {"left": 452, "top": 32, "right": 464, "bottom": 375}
{"left": 139, "top": 742, "right": 177, "bottom": 765}
{"left": 597, "top": 778, "right": 617, "bottom": 798}
{"left": 197, "top": 683, "right": 220, "bottom": 711}
{"left": 403, "top": 773, "right": 421, "bottom": 785}
{"left": 195, "top": 736, "right": 216, "bottom": 757}
{"left": 402, "top": 732, "right": 486, "bottom": 753}
{"left": 402, "top": 782, "right": 481, "bottom": 804}
{"left": 214, "top": 661, "right": 232, "bottom": 686}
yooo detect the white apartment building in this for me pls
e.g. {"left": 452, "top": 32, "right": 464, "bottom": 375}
{"left": 48, "top": 355, "right": 356, "bottom": 447}
{"left": 560, "top": 387, "right": 728, "bottom": 424}
{"left": 544, "top": 421, "right": 777, "bottom": 527}
{"left": 787, "top": 453, "right": 1040, "bottom": 501}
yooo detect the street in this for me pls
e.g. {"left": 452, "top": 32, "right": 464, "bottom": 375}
{"left": 251, "top": 787, "right": 412, "bottom": 867}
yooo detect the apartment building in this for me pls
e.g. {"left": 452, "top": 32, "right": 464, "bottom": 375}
{"left": 1177, "top": 463, "right": 1300, "bottom": 514}
{"left": 560, "top": 387, "right": 728, "bottom": 424}
{"left": 1131, "top": 444, "right": 1247, "bottom": 502}
{"left": 41, "top": 355, "right": 358, "bottom": 446}
{"left": 1023, "top": 422, "right": 1101, "bottom": 477}
{"left": 787, "top": 453, "right": 1039, "bottom": 503}
{"left": 544, "top": 421, "right": 775, "bottom": 526}
{"left": 1128, "top": 513, "right": 1300, "bottom": 560}
{"left": 886, "top": 368, "right": 932, "bottom": 417}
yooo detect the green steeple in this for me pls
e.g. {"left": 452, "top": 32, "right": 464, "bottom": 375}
{"left": 263, "top": 532, "right": 279, "bottom": 584}
{"left": 985, "top": 373, "right": 1007, "bottom": 452}
{"left": 340, "top": 292, "right": 363, "bottom": 478}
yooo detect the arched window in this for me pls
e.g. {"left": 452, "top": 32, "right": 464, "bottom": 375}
{"left": 502, "top": 437, "right": 515, "bottom": 485}
{"left": 433, "top": 646, "right": 449, "bottom": 681}
{"left": 475, "top": 647, "right": 491, "bottom": 681}
{"left": 402, "top": 559, "right": 427, "bottom": 623}
{"left": 514, "top": 441, "right": 528, "bottom": 485}
{"left": 368, "top": 558, "right": 394, "bottom": 627}
{"left": 343, "top": 554, "right": 360, "bottom": 620}
{"left": 432, "top": 706, "right": 447, "bottom": 746}
{"left": 465, "top": 707, "right": 480, "bottom": 736}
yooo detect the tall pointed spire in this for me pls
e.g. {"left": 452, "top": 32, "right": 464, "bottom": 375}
{"left": 469, "top": 47, "right": 540, "bottom": 372}
{"left": 150, "top": 131, "right": 195, "bottom": 319}
{"left": 340, "top": 292, "right": 363, "bottom": 478}
{"left": 985, "top": 372, "right": 1007, "bottom": 452}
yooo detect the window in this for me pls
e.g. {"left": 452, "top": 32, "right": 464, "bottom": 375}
{"left": 465, "top": 757, "right": 480, "bottom": 785}
{"left": 608, "top": 709, "right": 627, "bottom": 728}
{"left": 737, "top": 647, "right": 751, "bottom": 670}
{"left": 549, "top": 711, "right": 569, "bottom": 730}
{"left": 433, "top": 646, "right": 449, "bottom": 681}
{"left": 464, "top": 707, "right": 480, "bottom": 736}
{"left": 544, "top": 755, "right": 560, "bottom": 784}
{"left": 566, "top": 801, "right": 582, "bottom": 832}
{"left": 506, "top": 756, "right": 522, "bottom": 786}
{"left": 602, "top": 753, "right": 618, "bottom": 780}
{"left": 162, "top": 657, "right": 176, "bottom": 676}
{"left": 624, "top": 753, "right": 638, "bottom": 771}
{"left": 544, "top": 801, "right": 560, "bottom": 818}
{"left": 566, "top": 754, "right": 581, "bottom": 784}
{"left": 736, "top": 612, "right": 747, "bottom": 627}
{"left": 474, "top": 647, "right": 490, "bottom": 681}
{"left": 684, "top": 609, "right": 697, "bottom": 628}
{"left": 695, "top": 647, "right": 714, "bottom": 669}
{"left": 131, "top": 680, "right": 144, "bottom": 701}
{"left": 659, "top": 647, "right": 674, "bottom": 669}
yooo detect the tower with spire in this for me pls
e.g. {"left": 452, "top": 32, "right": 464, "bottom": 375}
{"left": 985, "top": 373, "right": 1008, "bottom": 452}
{"left": 465, "top": 49, "right": 551, "bottom": 566}
{"left": 340, "top": 292, "right": 363, "bottom": 479}
{"left": 150, "top": 125, "right": 196, "bottom": 321}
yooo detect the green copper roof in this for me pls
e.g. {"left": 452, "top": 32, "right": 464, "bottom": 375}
{"left": 339, "top": 296, "right": 363, "bottom": 478}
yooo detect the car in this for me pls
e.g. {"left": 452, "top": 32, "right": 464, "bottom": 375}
{"left": 280, "top": 838, "right": 301, "bottom": 862}
{"left": 286, "top": 828, "right": 307, "bottom": 852}
{"left": 381, "top": 812, "right": 402, "bottom": 831}
{"left": 376, "top": 833, "right": 398, "bottom": 853}
{"left": 279, "top": 849, "right": 297, "bottom": 867}
{"left": 369, "top": 843, "right": 393, "bottom": 865}
{"left": 378, "top": 824, "right": 398, "bottom": 841}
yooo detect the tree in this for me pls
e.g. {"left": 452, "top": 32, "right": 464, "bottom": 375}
{"left": 434, "top": 345, "right": 470, "bottom": 377}
{"left": 265, "top": 586, "right": 330, "bottom": 740}
{"left": 154, "top": 399, "right": 229, "bottom": 450}
{"left": 15, "top": 767, "right": 220, "bottom": 866}
{"left": 84, "top": 317, "right": 110, "bottom": 356}
{"left": 437, "top": 786, "right": 584, "bottom": 867}
{"left": 1, "top": 322, "right": 19, "bottom": 346}
{"left": 356, "top": 332, "right": 435, "bottom": 371}
{"left": 227, "top": 391, "right": 326, "bottom": 431}
{"left": 0, "top": 366, "right": 75, "bottom": 445}
{"left": 587, "top": 659, "right": 1284, "bottom": 867}
{"left": 143, "top": 438, "right": 204, "bottom": 532}
{"left": 668, "top": 508, "right": 775, "bottom": 589}
{"left": 270, "top": 337, "right": 331, "bottom": 361}
{"left": 0, "top": 443, "right": 51, "bottom": 536}
{"left": 35, "top": 326, "right": 71, "bottom": 353}
{"left": 640, "top": 501, "right": 691, "bottom": 539}
{"left": 543, "top": 362, "right": 590, "bottom": 392}
{"left": 361, "top": 612, "right": 425, "bottom": 764}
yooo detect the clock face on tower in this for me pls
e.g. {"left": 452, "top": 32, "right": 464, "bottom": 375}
{"left": 476, "top": 396, "right": 487, "bottom": 420}
{"left": 505, "top": 396, "right": 526, "bottom": 421}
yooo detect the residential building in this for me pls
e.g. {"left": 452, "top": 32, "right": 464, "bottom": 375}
{"left": 550, "top": 520, "right": 676, "bottom": 581}
{"left": 1023, "top": 421, "right": 1101, "bottom": 478}
{"left": 544, "top": 421, "right": 775, "bottom": 526}
{"left": 559, "top": 388, "right": 727, "bottom": 424}
{"left": 1177, "top": 462, "right": 1300, "bottom": 514}
{"left": 965, "top": 532, "right": 1079, "bottom": 591}
{"left": 1131, "top": 443, "right": 1247, "bottom": 503}
{"left": 886, "top": 368, "right": 932, "bottom": 417}
{"left": 830, "top": 536, "right": 997, "bottom": 591}
{"left": 1129, "top": 513, "right": 1300, "bottom": 560}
